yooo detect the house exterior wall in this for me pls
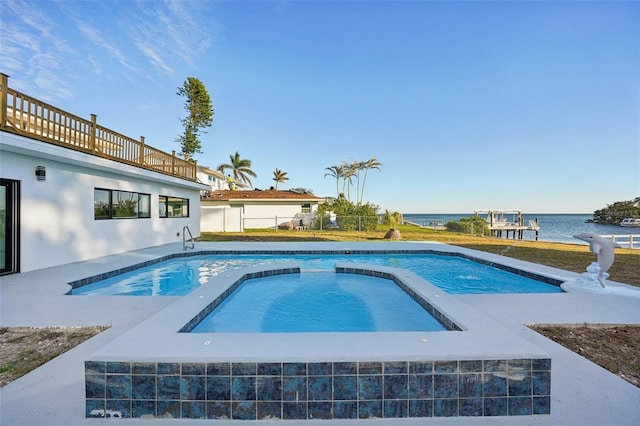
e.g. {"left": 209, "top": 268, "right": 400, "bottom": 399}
{"left": 200, "top": 206, "right": 244, "bottom": 232}
{"left": 200, "top": 201, "right": 319, "bottom": 232}
{"left": 242, "top": 203, "right": 316, "bottom": 229}
{"left": 196, "top": 168, "right": 228, "bottom": 192}
{"left": 1, "top": 131, "right": 208, "bottom": 273}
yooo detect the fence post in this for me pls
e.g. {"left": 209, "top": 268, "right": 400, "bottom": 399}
{"left": 275, "top": 216, "right": 278, "bottom": 231}
{"left": 139, "top": 136, "right": 145, "bottom": 166}
{"left": 358, "top": 216, "right": 362, "bottom": 232}
{"left": 172, "top": 150, "right": 176, "bottom": 176}
{"left": 89, "top": 114, "right": 97, "bottom": 152}
{"left": 0, "top": 73, "right": 8, "bottom": 129}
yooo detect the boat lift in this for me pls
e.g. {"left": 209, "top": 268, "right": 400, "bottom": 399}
{"left": 474, "top": 209, "right": 540, "bottom": 240}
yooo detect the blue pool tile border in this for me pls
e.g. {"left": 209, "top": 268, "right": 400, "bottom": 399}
{"left": 67, "top": 249, "right": 564, "bottom": 292}
{"left": 86, "top": 358, "right": 551, "bottom": 420}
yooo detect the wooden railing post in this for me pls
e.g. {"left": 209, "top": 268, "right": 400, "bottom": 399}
{"left": 0, "top": 73, "right": 8, "bottom": 129}
{"left": 139, "top": 136, "right": 145, "bottom": 166}
{"left": 89, "top": 114, "right": 97, "bottom": 152}
{"left": 172, "top": 150, "right": 176, "bottom": 176}
{"left": 192, "top": 159, "right": 197, "bottom": 181}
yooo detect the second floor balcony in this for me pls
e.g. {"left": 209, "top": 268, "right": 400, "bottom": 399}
{"left": 0, "top": 73, "right": 196, "bottom": 181}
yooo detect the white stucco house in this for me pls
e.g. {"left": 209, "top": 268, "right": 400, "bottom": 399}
{"left": 0, "top": 74, "right": 330, "bottom": 274}
{"left": 201, "top": 189, "right": 325, "bottom": 232}
{"left": 196, "top": 165, "right": 229, "bottom": 194}
{"left": 0, "top": 74, "right": 208, "bottom": 274}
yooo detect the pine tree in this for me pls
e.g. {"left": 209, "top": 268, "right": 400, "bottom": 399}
{"left": 176, "top": 77, "right": 214, "bottom": 161}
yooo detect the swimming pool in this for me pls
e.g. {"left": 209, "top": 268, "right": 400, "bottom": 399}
{"left": 86, "top": 260, "right": 552, "bottom": 420}
{"left": 71, "top": 252, "right": 563, "bottom": 296}
{"left": 190, "top": 272, "right": 447, "bottom": 333}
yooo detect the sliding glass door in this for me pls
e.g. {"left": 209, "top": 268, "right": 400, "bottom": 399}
{"left": 0, "top": 179, "right": 19, "bottom": 275}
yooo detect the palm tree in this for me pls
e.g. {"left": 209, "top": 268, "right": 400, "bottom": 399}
{"left": 218, "top": 151, "right": 257, "bottom": 188}
{"left": 341, "top": 161, "right": 357, "bottom": 202}
{"left": 272, "top": 168, "right": 289, "bottom": 189}
{"left": 324, "top": 165, "right": 343, "bottom": 198}
{"left": 359, "top": 156, "right": 383, "bottom": 204}
{"left": 353, "top": 160, "right": 367, "bottom": 204}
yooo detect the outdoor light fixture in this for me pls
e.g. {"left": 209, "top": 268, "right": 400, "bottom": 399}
{"left": 35, "top": 165, "right": 46, "bottom": 181}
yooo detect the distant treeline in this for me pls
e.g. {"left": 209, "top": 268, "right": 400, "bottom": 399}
{"left": 592, "top": 197, "right": 640, "bottom": 224}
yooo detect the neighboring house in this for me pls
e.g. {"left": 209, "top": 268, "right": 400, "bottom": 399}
{"left": 201, "top": 190, "right": 325, "bottom": 232}
{"left": 196, "top": 165, "right": 229, "bottom": 194}
{"left": 0, "top": 74, "right": 208, "bottom": 274}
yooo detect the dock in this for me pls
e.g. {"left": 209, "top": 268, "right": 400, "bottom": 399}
{"left": 474, "top": 209, "right": 540, "bottom": 241}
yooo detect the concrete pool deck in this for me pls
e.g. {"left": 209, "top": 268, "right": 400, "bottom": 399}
{"left": 1, "top": 241, "right": 639, "bottom": 425}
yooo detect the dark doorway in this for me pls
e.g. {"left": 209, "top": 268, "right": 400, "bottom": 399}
{"left": 0, "top": 179, "right": 20, "bottom": 275}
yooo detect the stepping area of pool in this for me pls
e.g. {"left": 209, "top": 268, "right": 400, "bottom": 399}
{"left": 1, "top": 241, "right": 639, "bottom": 425}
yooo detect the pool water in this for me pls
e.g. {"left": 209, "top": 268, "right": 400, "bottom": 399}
{"left": 190, "top": 272, "right": 447, "bottom": 333}
{"left": 72, "top": 253, "right": 562, "bottom": 296}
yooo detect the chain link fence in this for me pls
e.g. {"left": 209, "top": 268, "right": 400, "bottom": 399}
{"left": 243, "top": 213, "right": 381, "bottom": 232}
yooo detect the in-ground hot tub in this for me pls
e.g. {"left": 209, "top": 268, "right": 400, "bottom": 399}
{"left": 188, "top": 271, "right": 449, "bottom": 333}
{"left": 85, "top": 262, "right": 551, "bottom": 420}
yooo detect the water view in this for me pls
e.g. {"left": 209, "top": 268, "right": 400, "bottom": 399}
{"left": 403, "top": 213, "right": 640, "bottom": 245}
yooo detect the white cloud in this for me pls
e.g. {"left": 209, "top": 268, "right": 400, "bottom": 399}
{"left": 2, "top": 26, "right": 41, "bottom": 53}
{"left": 125, "top": 0, "right": 217, "bottom": 77}
{"left": 165, "top": 0, "right": 213, "bottom": 63}
{"left": 34, "top": 71, "right": 75, "bottom": 101}
{"left": 3, "top": 0, "right": 56, "bottom": 39}
{"left": 87, "top": 55, "right": 102, "bottom": 75}
{"left": 76, "top": 22, "right": 139, "bottom": 74}
{"left": 136, "top": 43, "right": 174, "bottom": 76}
{"left": 0, "top": 0, "right": 75, "bottom": 100}
{"left": 0, "top": 0, "right": 219, "bottom": 100}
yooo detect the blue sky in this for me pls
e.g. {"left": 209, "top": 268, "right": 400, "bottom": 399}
{"left": 2, "top": 0, "right": 638, "bottom": 213}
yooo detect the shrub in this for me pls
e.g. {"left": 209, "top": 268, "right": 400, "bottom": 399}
{"left": 382, "top": 210, "right": 403, "bottom": 228}
{"left": 446, "top": 217, "right": 489, "bottom": 235}
{"left": 356, "top": 203, "right": 380, "bottom": 231}
{"left": 324, "top": 198, "right": 380, "bottom": 231}
{"left": 313, "top": 213, "right": 333, "bottom": 230}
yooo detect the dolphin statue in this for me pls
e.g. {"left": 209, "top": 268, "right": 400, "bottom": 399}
{"left": 573, "top": 233, "right": 620, "bottom": 287}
